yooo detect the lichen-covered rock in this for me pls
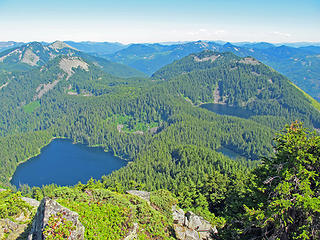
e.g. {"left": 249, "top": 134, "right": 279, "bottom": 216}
{"left": 174, "top": 224, "right": 201, "bottom": 240}
{"left": 0, "top": 219, "right": 19, "bottom": 232}
{"left": 28, "top": 197, "right": 84, "bottom": 240}
{"left": 126, "top": 190, "right": 151, "bottom": 203}
{"left": 124, "top": 222, "right": 139, "bottom": 240}
{"left": 184, "top": 228, "right": 201, "bottom": 240}
{"left": 172, "top": 208, "right": 217, "bottom": 240}
{"left": 0, "top": 218, "right": 28, "bottom": 240}
{"left": 21, "top": 197, "right": 40, "bottom": 208}
{"left": 185, "top": 211, "right": 212, "bottom": 231}
{"left": 172, "top": 205, "right": 185, "bottom": 225}
{"left": 185, "top": 211, "right": 217, "bottom": 239}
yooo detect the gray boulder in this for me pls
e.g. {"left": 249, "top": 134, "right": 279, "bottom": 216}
{"left": 185, "top": 211, "right": 217, "bottom": 239}
{"left": 126, "top": 190, "right": 150, "bottom": 203}
{"left": 124, "top": 222, "right": 139, "bottom": 240}
{"left": 0, "top": 218, "right": 28, "bottom": 240}
{"left": 174, "top": 224, "right": 201, "bottom": 240}
{"left": 172, "top": 208, "right": 217, "bottom": 240}
{"left": 28, "top": 197, "right": 84, "bottom": 240}
{"left": 172, "top": 205, "right": 185, "bottom": 225}
{"left": 21, "top": 197, "right": 40, "bottom": 208}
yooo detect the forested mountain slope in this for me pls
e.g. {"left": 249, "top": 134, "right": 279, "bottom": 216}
{"left": 105, "top": 41, "right": 220, "bottom": 75}
{"left": 218, "top": 43, "right": 320, "bottom": 101}
{"left": 0, "top": 47, "right": 319, "bottom": 239}
{"left": 0, "top": 49, "right": 319, "bottom": 186}
{"left": 106, "top": 41, "right": 320, "bottom": 101}
{"left": 0, "top": 41, "right": 146, "bottom": 78}
{"left": 65, "top": 41, "right": 127, "bottom": 55}
{"left": 153, "top": 51, "right": 320, "bottom": 128}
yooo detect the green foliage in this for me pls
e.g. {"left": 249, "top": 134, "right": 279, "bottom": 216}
{"left": 0, "top": 190, "right": 32, "bottom": 219}
{"left": 1, "top": 46, "right": 320, "bottom": 240}
{"left": 153, "top": 51, "right": 320, "bottom": 128}
{"left": 0, "top": 130, "right": 53, "bottom": 185}
{"left": 150, "top": 189, "right": 177, "bottom": 219}
{"left": 43, "top": 212, "right": 76, "bottom": 240}
{"left": 23, "top": 101, "right": 40, "bottom": 113}
{"left": 106, "top": 114, "right": 160, "bottom": 133}
{"left": 52, "top": 186, "right": 175, "bottom": 239}
{"left": 243, "top": 122, "right": 320, "bottom": 239}
{"left": 58, "top": 199, "right": 131, "bottom": 240}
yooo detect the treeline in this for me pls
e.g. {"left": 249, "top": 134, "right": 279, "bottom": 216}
{"left": 153, "top": 51, "right": 320, "bottom": 128}
{"left": 0, "top": 130, "right": 53, "bottom": 185}
{"left": 19, "top": 123, "right": 320, "bottom": 239}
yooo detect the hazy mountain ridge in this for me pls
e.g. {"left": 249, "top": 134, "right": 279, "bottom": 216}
{"left": 2, "top": 40, "right": 319, "bottom": 100}
{"left": 0, "top": 41, "right": 146, "bottom": 78}
{"left": 0, "top": 46, "right": 319, "bottom": 239}
{"left": 152, "top": 51, "right": 320, "bottom": 127}
{"left": 64, "top": 41, "right": 127, "bottom": 55}
{"left": 0, "top": 41, "right": 25, "bottom": 52}
{"left": 103, "top": 41, "right": 320, "bottom": 101}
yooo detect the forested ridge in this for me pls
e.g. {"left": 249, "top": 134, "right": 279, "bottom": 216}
{"left": 0, "top": 45, "right": 319, "bottom": 239}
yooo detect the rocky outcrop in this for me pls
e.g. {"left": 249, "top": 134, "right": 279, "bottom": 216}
{"left": 124, "top": 222, "right": 139, "bottom": 240}
{"left": 21, "top": 197, "right": 40, "bottom": 208}
{"left": 59, "top": 57, "right": 89, "bottom": 80}
{"left": 126, "top": 190, "right": 151, "bottom": 203}
{"left": 0, "top": 218, "right": 29, "bottom": 240}
{"left": 28, "top": 197, "right": 84, "bottom": 240}
{"left": 126, "top": 190, "right": 217, "bottom": 240}
{"left": 172, "top": 206, "right": 217, "bottom": 240}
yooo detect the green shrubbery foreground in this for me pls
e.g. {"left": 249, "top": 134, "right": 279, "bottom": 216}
{"left": 1, "top": 123, "right": 319, "bottom": 239}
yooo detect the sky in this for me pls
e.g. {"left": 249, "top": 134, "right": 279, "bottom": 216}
{"left": 0, "top": 0, "right": 319, "bottom": 43}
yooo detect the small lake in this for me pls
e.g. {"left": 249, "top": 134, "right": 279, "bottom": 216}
{"left": 11, "top": 139, "right": 127, "bottom": 188}
{"left": 217, "top": 147, "right": 241, "bottom": 160}
{"left": 201, "top": 103, "right": 254, "bottom": 119}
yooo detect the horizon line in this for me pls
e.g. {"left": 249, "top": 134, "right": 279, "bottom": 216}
{"left": 1, "top": 39, "right": 320, "bottom": 45}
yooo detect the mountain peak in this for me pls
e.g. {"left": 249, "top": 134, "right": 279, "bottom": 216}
{"left": 223, "top": 42, "right": 234, "bottom": 47}
{"left": 49, "top": 41, "right": 77, "bottom": 50}
{"left": 25, "top": 41, "right": 43, "bottom": 48}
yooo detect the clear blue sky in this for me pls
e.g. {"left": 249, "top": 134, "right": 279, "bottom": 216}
{"left": 0, "top": 0, "right": 319, "bottom": 43}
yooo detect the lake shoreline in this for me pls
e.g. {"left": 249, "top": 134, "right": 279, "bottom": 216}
{"left": 8, "top": 136, "right": 66, "bottom": 183}
{"left": 10, "top": 138, "right": 127, "bottom": 188}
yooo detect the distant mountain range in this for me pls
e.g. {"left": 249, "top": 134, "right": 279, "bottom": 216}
{"left": 0, "top": 41, "right": 25, "bottom": 52}
{"left": 152, "top": 51, "right": 320, "bottom": 127}
{"left": 103, "top": 41, "right": 320, "bottom": 101}
{"left": 1, "top": 40, "right": 319, "bottom": 101}
{"left": 64, "top": 41, "right": 127, "bottom": 55}
{"left": 0, "top": 41, "right": 145, "bottom": 78}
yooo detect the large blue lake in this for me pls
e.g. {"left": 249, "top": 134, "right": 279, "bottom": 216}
{"left": 11, "top": 139, "right": 127, "bottom": 188}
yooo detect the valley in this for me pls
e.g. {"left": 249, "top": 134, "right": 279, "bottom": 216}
{"left": 0, "top": 40, "right": 319, "bottom": 239}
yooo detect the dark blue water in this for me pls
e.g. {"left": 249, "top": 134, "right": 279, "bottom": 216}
{"left": 11, "top": 139, "right": 127, "bottom": 188}
{"left": 201, "top": 103, "right": 254, "bottom": 119}
{"left": 217, "top": 147, "right": 241, "bottom": 159}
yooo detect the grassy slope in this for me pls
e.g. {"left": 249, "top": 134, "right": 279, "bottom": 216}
{"left": 290, "top": 82, "right": 320, "bottom": 112}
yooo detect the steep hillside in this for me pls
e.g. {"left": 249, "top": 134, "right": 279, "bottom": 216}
{"left": 0, "top": 41, "right": 146, "bottom": 78}
{"left": 219, "top": 43, "right": 320, "bottom": 101}
{"left": 106, "top": 41, "right": 220, "bottom": 75}
{"left": 0, "top": 53, "right": 148, "bottom": 136}
{"left": 0, "top": 47, "right": 320, "bottom": 239}
{"left": 153, "top": 51, "right": 320, "bottom": 128}
{"left": 0, "top": 41, "right": 25, "bottom": 52}
{"left": 105, "top": 41, "right": 320, "bottom": 101}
